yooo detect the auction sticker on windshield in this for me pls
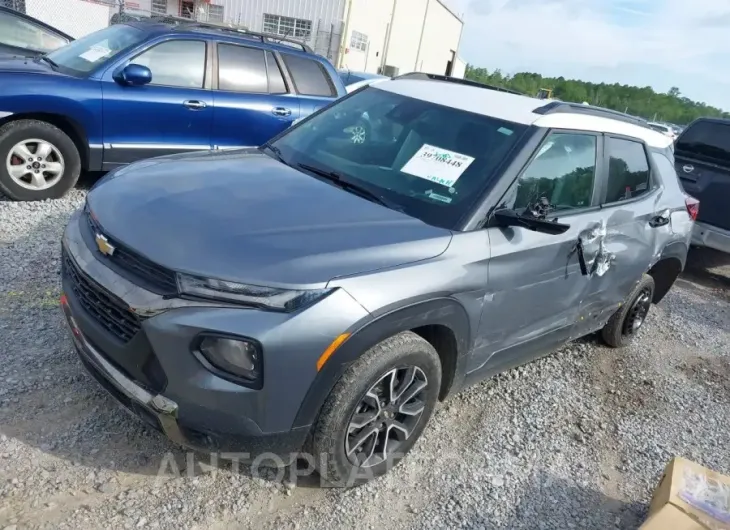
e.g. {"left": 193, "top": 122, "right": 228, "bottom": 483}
{"left": 79, "top": 45, "right": 111, "bottom": 63}
{"left": 400, "top": 144, "right": 475, "bottom": 188}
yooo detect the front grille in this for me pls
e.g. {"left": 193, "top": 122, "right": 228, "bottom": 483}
{"left": 62, "top": 248, "right": 142, "bottom": 343}
{"left": 86, "top": 210, "right": 178, "bottom": 294}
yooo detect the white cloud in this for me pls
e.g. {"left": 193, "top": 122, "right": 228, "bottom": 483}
{"left": 456, "top": 0, "right": 730, "bottom": 109}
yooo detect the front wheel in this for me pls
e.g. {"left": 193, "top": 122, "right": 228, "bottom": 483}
{"left": 601, "top": 274, "right": 655, "bottom": 348}
{"left": 309, "top": 331, "right": 441, "bottom": 487}
{"left": 0, "top": 120, "right": 81, "bottom": 201}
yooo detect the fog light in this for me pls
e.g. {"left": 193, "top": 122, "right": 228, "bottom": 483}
{"left": 197, "top": 335, "right": 262, "bottom": 385}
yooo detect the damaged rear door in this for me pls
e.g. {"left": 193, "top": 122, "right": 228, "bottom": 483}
{"left": 575, "top": 135, "right": 665, "bottom": 334}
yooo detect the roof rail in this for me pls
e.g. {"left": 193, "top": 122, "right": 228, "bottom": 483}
{"left": 152, "top": 15, "right": 313, "bottom": 52}
{"left": 394, "top": 72, "right": 524, "bottom": 96}
{"left": 534, "top": 101, "right": 650, "bottom": 128}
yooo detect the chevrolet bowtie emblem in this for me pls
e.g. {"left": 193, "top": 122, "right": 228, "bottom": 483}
{"left": 95, "top": 233, "right": 115, "bottom": 256}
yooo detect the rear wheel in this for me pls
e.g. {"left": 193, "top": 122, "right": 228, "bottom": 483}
{"left": 601, "top": 274, "right": 655, "bottom": 348}
{"left": 0, "top": 120, "right": 81, "bottom": 201}
{"left": 310, "top": 331, "right": 441, "bottom": 487}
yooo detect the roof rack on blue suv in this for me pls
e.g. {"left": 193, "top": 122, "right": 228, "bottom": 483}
{"left": 152, "top": 15, "right": 314, "bottom": 52}
{"left": 0, "top": 19, "right": 345, "bottom": 201}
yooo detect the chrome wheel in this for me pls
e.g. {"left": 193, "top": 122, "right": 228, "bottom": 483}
{"left": 623, "top": 287, "right": 652, "bottom": 335}
{"left": 6, "top": 139, "right": 65, "bottom": 191}
{"left": 349, "top": 125, "right": 367, "bottom": 144}
{"left": 345, "top": 366, "right": 428, "bottom": 468}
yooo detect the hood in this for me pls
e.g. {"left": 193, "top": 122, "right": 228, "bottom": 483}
{"left": 87, "top": 150, "right": 452, "bottom": 287}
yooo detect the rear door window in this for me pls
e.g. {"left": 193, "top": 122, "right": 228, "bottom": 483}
{"left": 603, "top": 137, "right": 652, "bottom": 203}
{"left": 217, "top": 43, "right": 268, "bottom": 93}
{"left": 675, "top": 121, "right": 730, "bottom": 166}
{"left": 281, "top": 54, "right": 336, "bottom": 97}
{"left": 266, "top": 51, "right": 288, "bottom": 94}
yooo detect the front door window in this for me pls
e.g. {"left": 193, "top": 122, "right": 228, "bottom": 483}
{"left": 511, "top": 132, "right": 598, "bottom": 214}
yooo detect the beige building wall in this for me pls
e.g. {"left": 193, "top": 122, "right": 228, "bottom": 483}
{"left": 339, "top": 0, "right": 463, "bottom": 77}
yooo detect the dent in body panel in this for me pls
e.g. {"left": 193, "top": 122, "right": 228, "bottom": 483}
{"left": 581, "top": 220, "right": 615, "bottom": 277}
{"left": 593, "top": 243, "right": 615, "bottom": 277}
{"left": 587, "top": 192, "right": 665, "bottom": 318}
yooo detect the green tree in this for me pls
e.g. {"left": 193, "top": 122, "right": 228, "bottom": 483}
{"left": 464, "top": 66, "right": 729, "bottom": 125}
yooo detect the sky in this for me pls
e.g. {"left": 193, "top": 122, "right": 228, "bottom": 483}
{"left": 449, "top": 0, "right": 730, "bottom": 111}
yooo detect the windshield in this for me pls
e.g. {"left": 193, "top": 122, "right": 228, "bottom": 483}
{"left": 271, "top": 86, "right": 528, "bottom": 229}
{"left": 676, "top": 120, "right": 730, "bottom": 165}
{"left": 46, "top": 24, "right": 145, "bottom": 75}
{"left": 0, "top": 10, "right": 68, "bottom": 54}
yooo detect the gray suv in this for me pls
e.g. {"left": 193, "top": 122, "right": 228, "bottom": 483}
{"left": 60, "top": 74, "right": 695, "bottom": 486}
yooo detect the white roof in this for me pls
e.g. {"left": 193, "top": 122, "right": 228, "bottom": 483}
{"left": 345, "top": 77, "right": 388, "bottom": 94}
{"left": 534, "top": 113, "right": 674, "bottom": 148}
{"left": 377, "top": 79, "right": 673, "bottom": 149}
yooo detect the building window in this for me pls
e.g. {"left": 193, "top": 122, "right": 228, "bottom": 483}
{"left": 151, "top": 0, "right": 166, "bottom": 15}
{"left": 179, "top": 0, "right": 194, "bottom": 19}
{"left": 208, "top": 4, "right": 224, "bottom": 22}
{"left": 262, "top": 14, "right": 312, "bottom": 40}
{"left": 350, "top": 30, "right": 368, "bottom": 52}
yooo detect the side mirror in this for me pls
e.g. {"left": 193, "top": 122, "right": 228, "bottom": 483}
{"left": 492, "top": 208, "right": 570, "bottom": 235}
{"left": 114, "top": 64, "right": 152, "bottom": 86}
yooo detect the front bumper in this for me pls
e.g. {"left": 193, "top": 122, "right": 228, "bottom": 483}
{"left": 692, "top": 221, "right": 730, "bottom": 254}
{"left": 61, "top": 295, "right": 185, "bottom": 445}
{"left": 60, "top": 208, "right": 370, "bottom": 457}
{"left": 61, "top": 296, "right": 310, "bottom": 459}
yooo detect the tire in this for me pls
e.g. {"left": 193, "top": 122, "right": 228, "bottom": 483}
{"left": 601, "top": 274, "right": 655, "bottom": 348}
{"left": 0, "top": 120, "right": 81, "bottom": 201}
{"left": 309, "top": 331, "right": 441, "bottom": 487}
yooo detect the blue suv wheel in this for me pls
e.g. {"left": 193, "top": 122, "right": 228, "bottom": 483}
{"left": 0, "top": 120, "right": 81, "bottom": 201}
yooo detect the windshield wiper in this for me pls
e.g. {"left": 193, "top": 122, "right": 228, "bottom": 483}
{"left": 260, "top": 142, "right": 285, "bottom": 163}
{"left": 38, "top": 55, "right": 59, "bottom": 69}
{"left": 296, "top": 162, "right": 400, "bottom": 210}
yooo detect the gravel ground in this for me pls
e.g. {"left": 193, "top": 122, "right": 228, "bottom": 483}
{"left": 1, "top": 186, "right": 729, "bottom": 530}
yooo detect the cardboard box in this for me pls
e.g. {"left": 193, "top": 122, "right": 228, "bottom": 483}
{"left": 641, "top": 457, "right": 730, "bottom": 530}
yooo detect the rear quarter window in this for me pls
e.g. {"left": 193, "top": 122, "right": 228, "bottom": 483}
{"left": 651, "top": 151, "right": 681, "bottom": 189}
{"left": 281, "top": 54, "right": 336, "bottom": 97}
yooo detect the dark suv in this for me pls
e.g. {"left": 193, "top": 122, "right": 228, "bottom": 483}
{"left": 0, "top": 19, "right": 344, "bottom": 200}
{"left": 674, "top": 117, "right": 730, "bottom": 254}
{"left": 61, "top": 75, "right": 694, "bottom": 486}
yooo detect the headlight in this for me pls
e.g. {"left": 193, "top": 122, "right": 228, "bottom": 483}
{"left": 177, "top": 273, "right": 333, "bottom": 312}
{"left": 196, "top": 335, "right": 262, "bottom": 386}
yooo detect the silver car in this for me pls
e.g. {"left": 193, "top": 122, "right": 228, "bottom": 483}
{"left": 60, "top": 73, "right": 695, "bottom": 487}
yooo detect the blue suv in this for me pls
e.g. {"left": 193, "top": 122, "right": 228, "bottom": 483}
{"left": 0, "top": 20, "right": 345, "bottom": 200}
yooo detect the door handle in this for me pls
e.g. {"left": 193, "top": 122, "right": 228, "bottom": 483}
{"left": 272, "top": 107, "right": 291, "bottom": 117}
{"left": 649, "top": 210, "right": 670, "bottom": 228}
{"left": 183, "top": 100, "right": 207, "bottom": 110}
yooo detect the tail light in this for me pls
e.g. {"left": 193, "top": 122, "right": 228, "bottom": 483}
{"left": 685, "top": 196, "right": 699, "bottom": 221}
